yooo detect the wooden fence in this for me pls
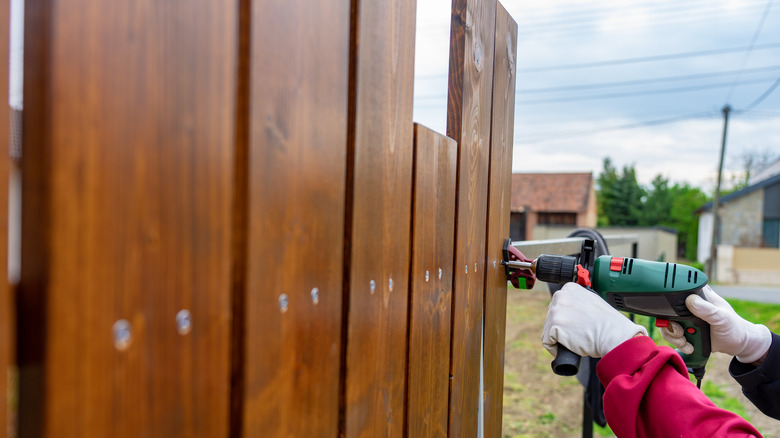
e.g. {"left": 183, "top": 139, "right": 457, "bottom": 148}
{"left": 5, "top": 0, "right": 518, "bottom": 436}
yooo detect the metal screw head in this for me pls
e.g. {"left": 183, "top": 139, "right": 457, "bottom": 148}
{"left": 113, "top": 319, "right": 132, "bottom": 351}
{"left": 474, "top": 263, "right": 477, "bottom": 272}
{"left": 439, "top": 268, "right": 442, "bottom": 280}
{"left": 370, "top": 280, "right": 376, "bottom": 294}
{"left": 279, "top": 294, "right": 289, "bottom": 313}
{"left": 493, "top": 261, "right": 497, "bottom": 269}
{"left": 425, "top": 270, "right": 430, "bottom": 282}
{"left": 388, "top": 278, "right": 394, "bottom": 291}
{"left": 465, "top": 265, "right": 468, "bottom": 274}
{"left": 311, "top": 287, "right": 319, "bottom": 304}
{"left": 176, "top": 310, "right": 192, "bottom": 335}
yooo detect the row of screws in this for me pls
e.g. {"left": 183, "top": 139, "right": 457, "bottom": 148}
{"left": 113, "top": 309, "right": 192, "bottom": 351}
{"left": 113, "top": 260, "right": 504, "bottom": 350}
{"left": 278, "top": 260, "right": 501, "bottom": 312}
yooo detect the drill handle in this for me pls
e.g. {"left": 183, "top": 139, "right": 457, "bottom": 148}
{"left": 551, "top": 344, "right": 581, "bottom": 376}
{"left": 676, "top": 316, "right": 712, "bottom": 371}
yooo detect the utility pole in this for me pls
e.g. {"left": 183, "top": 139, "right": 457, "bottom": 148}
{"left": 708, "top": 105, "right": 731, "bottom": 280}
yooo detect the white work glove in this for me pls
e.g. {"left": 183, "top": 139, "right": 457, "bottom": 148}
{"left": 543, "top": 282, "right": 648, "bottom": 358}
{"left": 659, "top": 285, "right": 772, "bottom": 364}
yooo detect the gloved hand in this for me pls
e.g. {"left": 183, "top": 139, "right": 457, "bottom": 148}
{"left": 659, "top": 285, "right": 772, "bottom": 364}
{"left": 542, "top": 282, "right": 648, "bottom": 358}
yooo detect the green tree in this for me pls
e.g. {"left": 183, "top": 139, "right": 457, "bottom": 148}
{"left": 596, "top": 157, "right": 709, "bottom": 260}
{"left": 596, "top": 158, "right": 645, "bottom": 226}
{"left": 641, "top": 174, "right": 672, "bottom": 227}
{"left": 668, "top": 183, "right": 708, "bottom": 260}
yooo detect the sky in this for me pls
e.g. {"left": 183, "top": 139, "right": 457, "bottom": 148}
{"left": 413, "top": 0, "right": 780, "bottom": 191}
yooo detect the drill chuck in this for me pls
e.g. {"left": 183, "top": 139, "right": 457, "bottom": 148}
{"left": 535, "top": 255, "right": 577, "bottom": 284}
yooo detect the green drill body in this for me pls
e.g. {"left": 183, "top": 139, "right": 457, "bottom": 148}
{"left": 531, "top": 253, "right": 711, "bottom": 379}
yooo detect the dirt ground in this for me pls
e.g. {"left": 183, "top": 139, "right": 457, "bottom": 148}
{"left": 502, "top": 283, "right": 780, "bottom": 437}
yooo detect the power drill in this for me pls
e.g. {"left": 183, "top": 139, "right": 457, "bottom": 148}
{"left": 502, "top": 238, "right": 711, "bottom": 387}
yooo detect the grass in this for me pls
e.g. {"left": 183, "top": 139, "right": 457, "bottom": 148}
{"left": 727, "top": 298, "right": 780, "bottom": 333}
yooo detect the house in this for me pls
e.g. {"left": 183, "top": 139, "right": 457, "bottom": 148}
{"left": 698, "top": 171, "right": 780, "bottom": 260}
{"left": 697, "top": 170, "right": 780, "bottom": 285}
{"left": 510, "top": 172, "right": 597, "bottom": 241}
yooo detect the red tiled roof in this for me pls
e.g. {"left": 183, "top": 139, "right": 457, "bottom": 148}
{"left": 511, "top": 173, "right": 593, "bottom": 213}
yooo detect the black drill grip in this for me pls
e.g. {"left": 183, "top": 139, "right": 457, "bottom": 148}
{"left": 536, "top": 254, "right": 577, "bottom": 284}
{"left": 552, "top": 344, "right": 581, "bottom": 376}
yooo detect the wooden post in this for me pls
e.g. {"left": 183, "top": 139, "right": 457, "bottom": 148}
{"left": 483, "top": 4, "right": 518, "bottom": 437}
{"left": 241, "top": 1, "right": 351, "bottom": 436}
{"left": 342, "top": 0, "right": 417, "bottom": 436}
{"left": 18, "top": 1, "right": 237, "bottom": 435}
{"left": 406, "top": 124, "right": 457, "bottom": 437}
{"left": 446, "top": 0, "right": 498, "bottom": 435}
{"left": 0, "top": 0, "right": 11, "bottom": 434}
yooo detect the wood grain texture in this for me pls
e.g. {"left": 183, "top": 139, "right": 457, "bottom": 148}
{"left": 342, "top": 0, "right": 417, "bottom": 436}
{"left": 446, "top": 0, "right": 497, "bottom": 435}
{"left": 0, "top": 0, "right": 10, "bottom": 434}
{"left": 406, "top": 124, "right": 457, "bottom": 438}
{"left": 19, "top": 1, "right": 236, "bottom": 436}
{"left": 483, "top": 4, "right": 518, "bottom": 438}
{"left": 242, "top": 1, "right": 350, "bottom": 436}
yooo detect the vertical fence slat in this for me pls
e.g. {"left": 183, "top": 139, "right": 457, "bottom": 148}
{"left": 0, "top": 1, "right": 10, "bottom": 434}
{"left": 483, "top": 3, "right": 518, "bottom": 437}
{"left": 343, "top": 0, "right": 417, "bottom": 436}
{"left": 406, "top": 124, "right": 457, "bottom": 437}
{"left": 446, "top": 0, "right": 498, "bottom": 435}
{"left": 242, "top": 1, "right": 351, "bottom": 436}
{"left": 18, "top": 1, "right": 237, "bottom": 436}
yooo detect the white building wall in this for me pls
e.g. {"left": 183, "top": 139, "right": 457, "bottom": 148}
{"left": 697, "top": 212, "right": 713, "bottom": 265}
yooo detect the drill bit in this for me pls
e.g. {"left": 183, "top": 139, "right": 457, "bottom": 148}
{"left": 504, "top": 260, "right": 533, "bottom": 270}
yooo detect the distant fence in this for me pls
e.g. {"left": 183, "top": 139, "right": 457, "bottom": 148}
{"left": 8, "top": 0, "right": 518, "bottom": 437}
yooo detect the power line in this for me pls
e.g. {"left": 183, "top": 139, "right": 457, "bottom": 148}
{"left": 414, "top": 73, "right": 780, "bottom": 103}
{"left": 725, "top": 0, "right": 775, "bottom": 102}
{"left": 519, "top": 1, "right": 768, "bottom": 32}
{"left": 517, "top": 6, "right": 771, "bottom": 40}
{"left": 514, "top": 0, "right": 744, "bottom": 22}
{"left": 516, "top": 65, "right": 780, "bottom": 94}
{"left": 739, "top": 75, "right": 780, "bottom": 111}
{"left": 516, "top": 111, "right": 716, "bottom": 145}
{"left": 516, "top": 77, "right": 777, "bottom": 105}
{"left": 414, "top": 43, "right": 780, "bottom": 82}
{"left": 519, "top": 42, "right": 780, "bottom": 73}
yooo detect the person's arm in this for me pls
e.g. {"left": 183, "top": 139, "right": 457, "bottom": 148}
{"left": 598, "top": 336, "right": 762, "bottom": 438}
{"left": 659, "top": 286, "right": 777, "bottom": 419}
{"left": 729, "top": 332, "right": 780, "bottom": 420}
{"left": 544, "top": 283, "right": 762, "bottom": 438}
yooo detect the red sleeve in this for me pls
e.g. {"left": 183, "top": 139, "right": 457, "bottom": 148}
{"left": 597, "top": 336, "right": 762, "bottom": 438}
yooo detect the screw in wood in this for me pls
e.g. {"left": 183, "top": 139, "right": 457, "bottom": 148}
{"left": 113, "top": 319, "right": 132, "bottom": 351}
{"left": 279, "top": 294, "right": 289, "bottom": 313}
{"left": 176, "top": 310, "right": 192, "bottom": 335}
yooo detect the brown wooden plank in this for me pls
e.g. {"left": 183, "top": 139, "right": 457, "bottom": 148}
{"left": 342, "top": 0, "right": 417, "bottom": 436}
{"left": 483, "top": 4, "right": 518, "bottom": 438}
{"left": 446, "top": 0, "right": 498, "bottom": 435}
{"left": 406, "top": 124, "right": 457, "bottom": 438}
{"left": 0, "top": 0, "right": 10, "bottom": 434}
{"left": 19, "top": 1, "right": 236, "bottom": 436}
{"left": 241, "top": 1, "right": 350, "bottom": 436}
